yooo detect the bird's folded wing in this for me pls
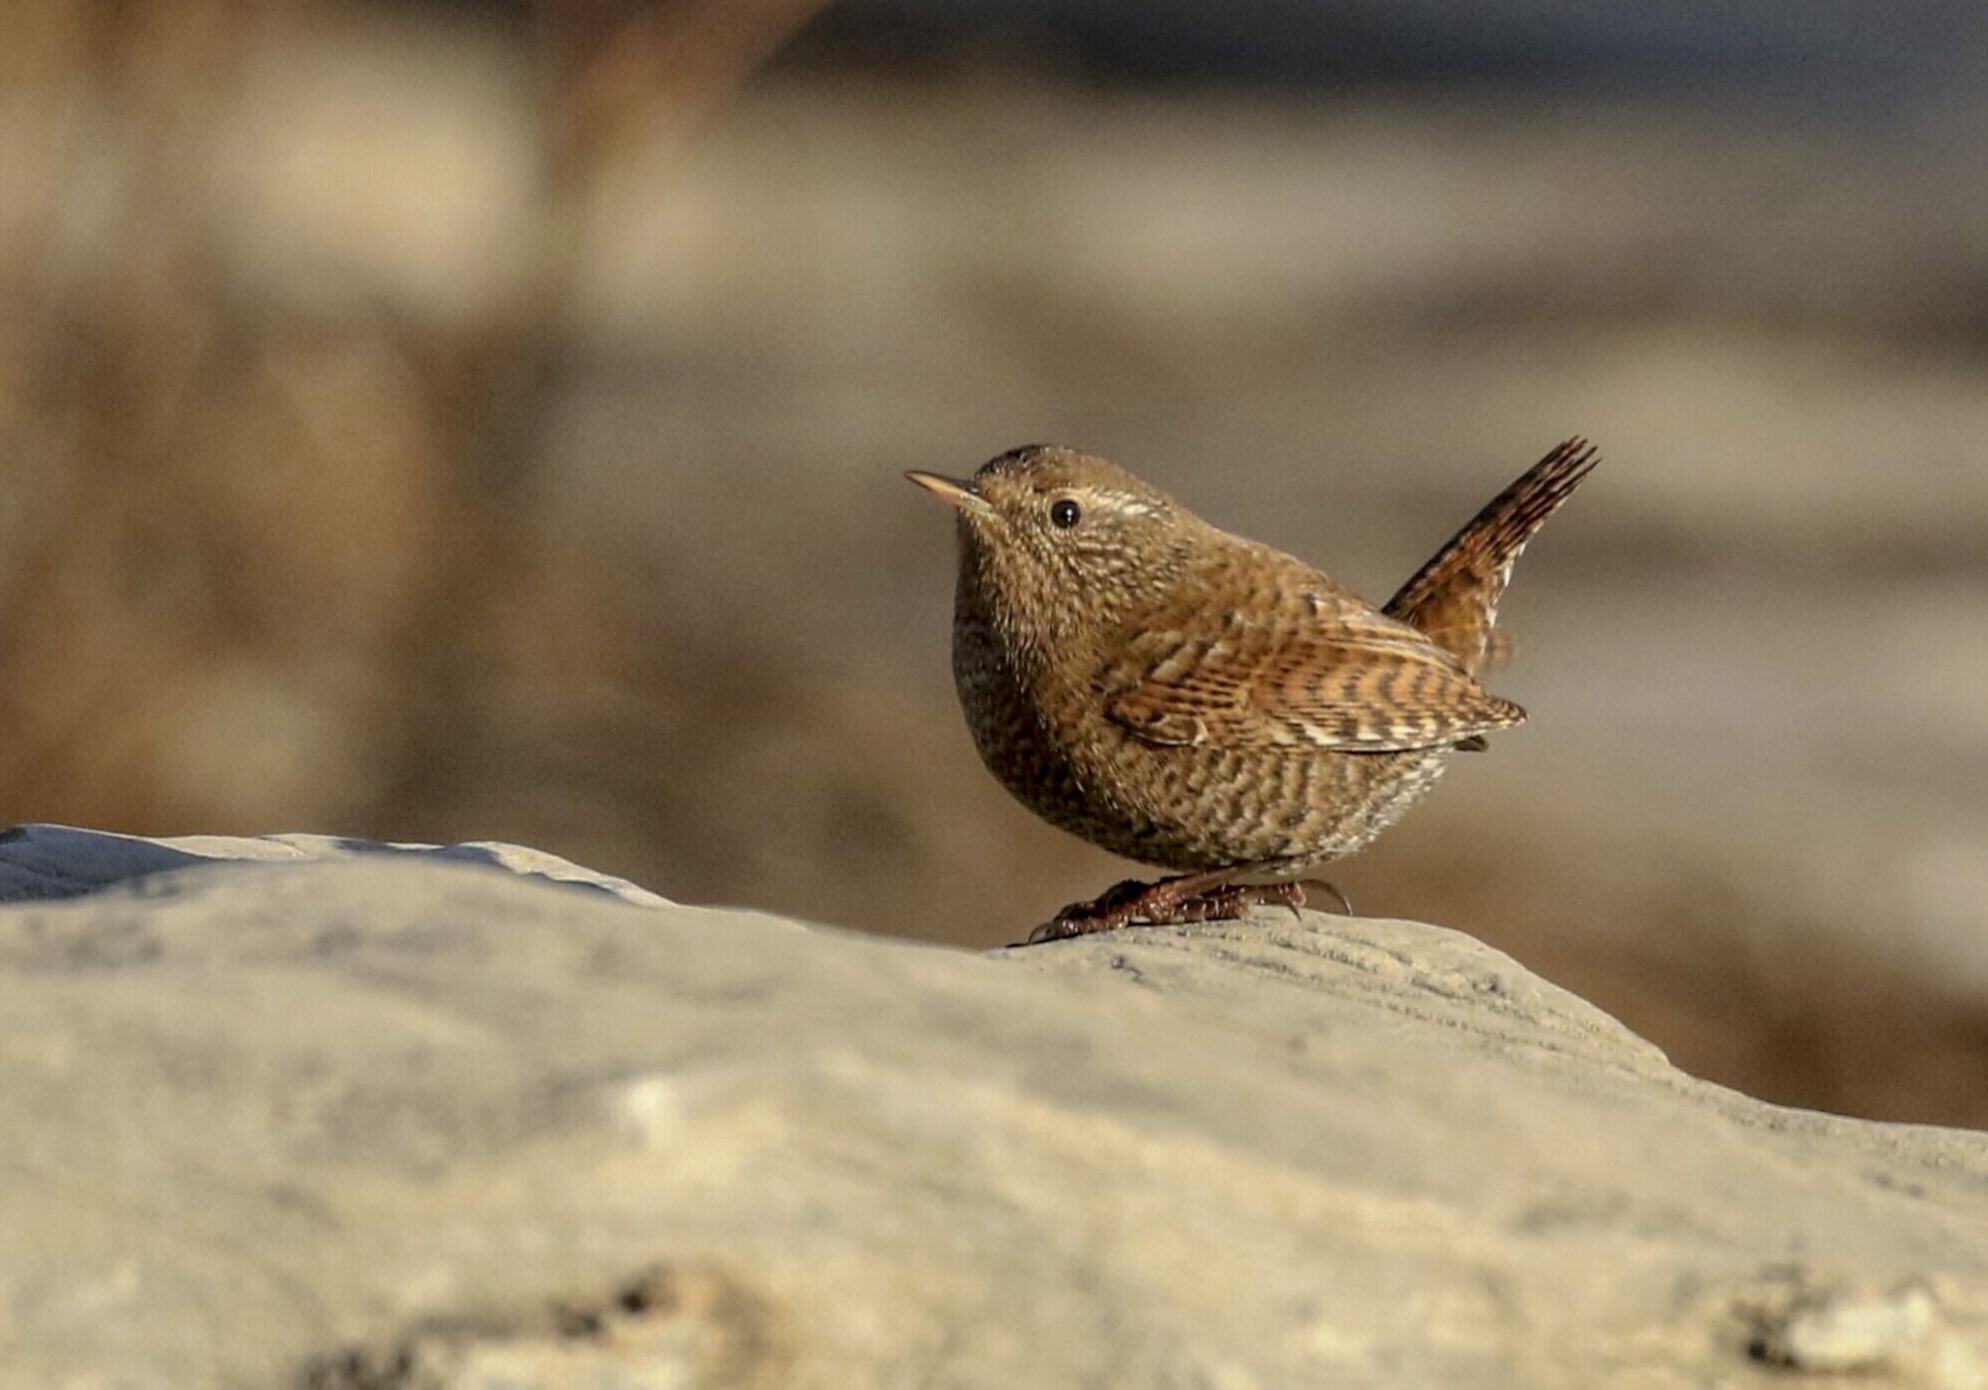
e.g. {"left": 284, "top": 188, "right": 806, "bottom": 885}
{"left": 1104, "top": 597, "right": 1526, "bottom": 752}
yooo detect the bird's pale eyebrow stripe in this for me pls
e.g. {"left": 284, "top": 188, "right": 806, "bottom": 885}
{"left": 1086, "top": 490, "right": 1163, "bottom": 517}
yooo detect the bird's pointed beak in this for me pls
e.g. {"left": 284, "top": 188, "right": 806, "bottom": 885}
{"left": 905, "top": 470, "right": 994, "bottom": 516}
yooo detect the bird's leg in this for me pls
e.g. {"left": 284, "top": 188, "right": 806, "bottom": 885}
{"left": 1025, "top": 869, "right": 1352, "bottom": 944}
{"left": 1171, "top": 880, "right": 1305, "bottom": 922}
{"left": 1174, "top": 879, "right": 1351, "bottom": 922}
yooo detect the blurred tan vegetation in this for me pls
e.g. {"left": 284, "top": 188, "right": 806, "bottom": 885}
{"left": 8, "top": 0, "right": 1988, "bottom": 1127}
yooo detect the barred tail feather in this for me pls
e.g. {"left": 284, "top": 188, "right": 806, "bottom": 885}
{"left": 1383, "top": 438, "right": 1599, "bottom": 678}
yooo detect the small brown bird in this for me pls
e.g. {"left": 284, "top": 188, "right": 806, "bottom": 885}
{"left": 907, "top": 438, "right": 1597, "bottom": 942}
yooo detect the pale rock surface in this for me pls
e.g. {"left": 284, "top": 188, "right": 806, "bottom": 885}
{"left": 1, "top": 823, "right": 1985, "bottom": 1389}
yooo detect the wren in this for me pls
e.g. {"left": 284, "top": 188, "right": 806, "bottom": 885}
{"left": 907, "top": 439, "right": 1597, "bottom": 942}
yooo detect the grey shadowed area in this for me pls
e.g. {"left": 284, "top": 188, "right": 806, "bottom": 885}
{"left": 0, "top": 824, "right": 670, "bottom": 906}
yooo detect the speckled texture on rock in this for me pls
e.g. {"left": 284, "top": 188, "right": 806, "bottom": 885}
{"left": 1, "top": 828, "right": 1984, "bottom": 1389}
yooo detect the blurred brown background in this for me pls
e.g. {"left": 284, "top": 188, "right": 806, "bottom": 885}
{"left": 7, "top": 0, "right": 1988, "bottom": 1126}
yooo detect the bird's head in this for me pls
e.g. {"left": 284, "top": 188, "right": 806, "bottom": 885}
{"left": 906, "top": 445, "right": 1193, "bottom": 634}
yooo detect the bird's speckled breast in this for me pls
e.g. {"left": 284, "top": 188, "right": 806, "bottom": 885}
{"left": 951, "top": 593, "right": 1452, "bottom": 873}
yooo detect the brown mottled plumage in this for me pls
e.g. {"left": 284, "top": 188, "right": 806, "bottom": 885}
{"left": 907, "top": 438, "right": 1598, "bottom": 942}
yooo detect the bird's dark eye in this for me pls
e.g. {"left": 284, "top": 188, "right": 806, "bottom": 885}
{"left": 1049, "top": 498, "right": 1082, "bottom": 529}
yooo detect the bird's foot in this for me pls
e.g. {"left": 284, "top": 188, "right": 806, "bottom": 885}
{"left": 1024, "top": 877, "right": 1177, "bottom": 943}
{"left": 1023, "top": 871, "right": 1351, "bottom": 945}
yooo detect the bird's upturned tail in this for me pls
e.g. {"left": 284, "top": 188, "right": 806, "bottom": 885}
{"left": 1383, "top": 437, "right": 1600, "bottom": 679}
